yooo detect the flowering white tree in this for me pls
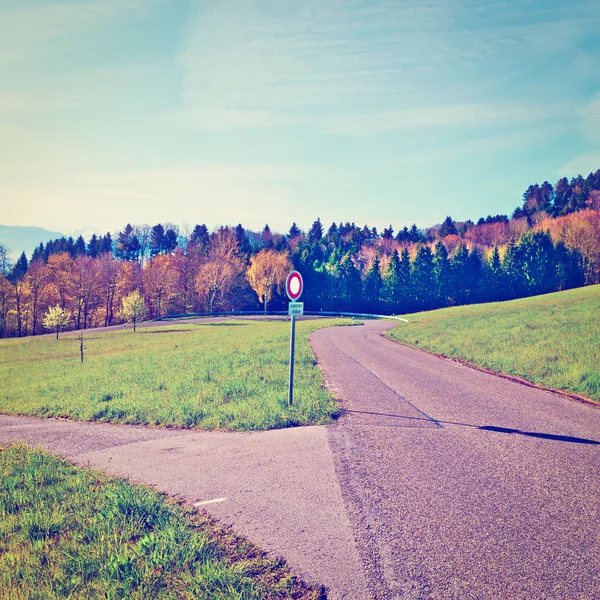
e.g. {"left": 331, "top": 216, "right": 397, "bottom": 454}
{"left": 120, "top": 290, "right": 146, "bottom": 332}
{"left": 43, "top": 305, "right": 71, "bottom": 339}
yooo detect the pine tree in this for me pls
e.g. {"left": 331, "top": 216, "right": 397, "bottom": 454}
{"left": 363, "top": 255, "right": 382, "bottom": 313}
{"left": 382, "top": 249, "right": 401, "bottom": 312}
{"left": 339, "top": 253, "right": 362, "bottom": 310}
{"left": 10, "top": 252, "right": 28, "bottom": 283}
{"left": 451, "top": 244, "right": 470, "bottom": 304}
{"left": 439, "top": 216, "right": 457, "bottom": 238}
{"left": 87, "top": 234, "right": 100, "bottom": 258}
{"left": 100, "top": 233, "right": 113, "bottom": 255}
{"left": 412, "top": 246, "right": 435, "bottom": 310}
{"left": 487, "top": 246, "right": 506, "bottom": 301}
{"left": 398, "top": 248, "right": 413, "bottom": 312}
{"left": 235, "top": 224, "right": 252, "bottom": 256}
{"left": 163, "top": 228, "right": 178, "bottom": 253}
{"left": 308, "top": 218, "right": 323, "bottom": 243}
{"left": 261, "top": 224, "right": 273, "bottom": 249}
{"left": 433, "top": 241, "right": 451, "bottom": 307}
{"left": 287, "top": 222, "right": 302, "bottom": 239}
{"left": 150, "top": 224, "right": 165, "bottom": 257}
{"left": 190, "top": 224, "right": 209, "bottom": 248}
{"left": 74, "top": 235, "right": 86, "bottom": 256}
{"left": 31, "top": 243, "right": 45, "bottom": 263}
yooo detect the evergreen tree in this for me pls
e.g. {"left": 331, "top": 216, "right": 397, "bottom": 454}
{"left": 412, "top": 245, "right": 435, "bottom": 310}
{"left": 100, "top": 233, "right": 113, "bottom": 255}
{"left": 308, "top": 218, "right": 323, "bottom": 242}
{"left": 326, "top": 222, "right": 338, "bottom": 239}
{"left": 382, "top": 249, "right": 401, "bottom": 312}
{"left": 396, "top": 226, "right": 410, "bottom": 243}
{"left": 235, "top": 224, "right": 252, "bottom": 255}
{"left": 409, "top": 224, "right": 423, "bottom": 243}
{"left": 516, "top": 231, "right": 557, "bottom": 296}
{"left": 31, "top": 243, "right": 45, "bottom": 263}
{"left": 87, "top": 234, "right": 100, "bottom": 258}
{"left": 190, "top": 224, "right": 209, "bottom": 247}
{"left": 433, "top": 241, "right": 451, "bottom": 307}
{"left": 438, "top": 216, "right": 457, "bottom": 238}
{"left": 467, "top": 248, "right": 483, "bottom": 303}
{"left": 261, "top": 224, "right": 273, "bottom": 249}
{"left": 363, "top": 255, "right": 382, "bottom": 313}
{"left": 9, "top": 252, "right": 28, "bottom": 283}
{"left": 74, "top": 235, "right": 86, "bottom": 256}
{"left": 116, "top": 225, "right": 140, "bottom": 261}
{"left": 487, "top": 246, "right": 506, "bottom": 301}
{"left": 66, "top": 237, "right": 76, "bottom": 257}
{"left": 502, "top": 240, "right": 525, "bottom": 299}
{"left": 287, "top": 222, "right": 302, "bottom": 239}
{"left": 451, "top": 244, "right": 471, "bottom": 304}
{"left": 382, "top": 225, "right": 394, "bottom": 240}
{"left": 339, "top": 253, "right": 362, "bottom": 310}
{"left": 150, "top": 224, "right": 165, "bottom": 256}
{"left": 398, "top": 248, "right": 413, "bottom": 312}
{"left": 163, "top": 228, "right": 178, "bottom": 253}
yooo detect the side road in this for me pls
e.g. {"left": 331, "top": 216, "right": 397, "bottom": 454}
{"left": 0, "top": 414, "right": 368, "bottom": 599}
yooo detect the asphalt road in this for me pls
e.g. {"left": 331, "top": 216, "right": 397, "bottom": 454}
{"left": 311, "top": 320, "right": 600, "bottom": 599}
{"left": 2, "top": 319, "right": 599, "bottom": 599}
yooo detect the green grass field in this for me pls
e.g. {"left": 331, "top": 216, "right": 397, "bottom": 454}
{"left": 0, "top": 444, "right": 319, "bottom": 599}
{"left": 1, "top": 319, "right": 349, "bottom": 430}
{"left": 387, "top": 285, "right": 600, "bottom": 402}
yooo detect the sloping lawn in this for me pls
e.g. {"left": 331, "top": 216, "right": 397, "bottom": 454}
{"left": 388, "top": 285, "right": 600, "bottom": 402}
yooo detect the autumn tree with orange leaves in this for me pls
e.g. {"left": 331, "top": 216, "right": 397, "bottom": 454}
{"left": 246, "top": 249, "right": 292, "bottom": 311}
{"left": 195, "top": 228, "right": 247, "bottom": 313}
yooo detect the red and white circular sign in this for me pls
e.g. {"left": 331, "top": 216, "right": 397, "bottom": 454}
{"left": 286, "top": 270, "right": 303, "bottom": 301}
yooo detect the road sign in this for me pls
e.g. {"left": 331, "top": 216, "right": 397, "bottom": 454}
{"left": 286, "top": 270, "right": 303, "bottom": 301}
{"left": 286, "top": 270, "right": 304, "bottom": 406}
{"left": 288, "top": 302, "right": 304, "bottom": 316}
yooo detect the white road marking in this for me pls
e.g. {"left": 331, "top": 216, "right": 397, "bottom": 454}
{"left": 193, "top": 497, "right": 227, "bottom": 507}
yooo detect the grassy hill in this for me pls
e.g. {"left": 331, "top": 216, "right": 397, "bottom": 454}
{"left": 0, "top": 319, "right": 348, "bottom": 430}
{"left": 387, "top": 285, "right": 600, "bottom": 403}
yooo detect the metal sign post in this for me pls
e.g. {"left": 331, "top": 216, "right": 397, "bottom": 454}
{"left": 286, "top": 271, "right": 303, "bottom": 406}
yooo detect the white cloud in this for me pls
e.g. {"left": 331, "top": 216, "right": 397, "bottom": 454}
{"left": 578, "top": 95, "right": 600, "bottom": 143}
{"left": 177, "top": 0, "right": 594, "bottom": 135}
{"left": 319, "top": 103, "right": 557, "bottom": 136}
{"left": 559, "top": 153, "right": 600, "bottom": 176}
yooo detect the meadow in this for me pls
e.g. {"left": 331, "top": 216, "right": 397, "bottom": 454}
{"left": 0, "top": 319, "right": 349, "bottom": 430}
{"left": 388, "top": 284, "right": 600, "bottom": 402}
{"left": 0, "top": 444, "right": 319, "bottom": 599}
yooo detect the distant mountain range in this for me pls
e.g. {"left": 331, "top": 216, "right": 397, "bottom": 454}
{"left": 0, "top": 225, "right": 67, "bottom": 261}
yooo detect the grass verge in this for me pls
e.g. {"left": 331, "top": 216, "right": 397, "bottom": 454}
{"left": 387, "top": 285, "right": 600, "bottom": 403}
{"left": 0, "top": 443, "right": 321, "bottom": 600}
{"left": 1, "top": 319, "right": 351, "bottom": 430}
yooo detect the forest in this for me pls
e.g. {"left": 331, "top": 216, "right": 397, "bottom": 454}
{"left": 1, "top": 169, "right": 599, "bottom": 338}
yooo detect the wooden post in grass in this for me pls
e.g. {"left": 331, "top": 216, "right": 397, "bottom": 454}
{"left": 78, "top": 330, "right": 84, "bottom": 363}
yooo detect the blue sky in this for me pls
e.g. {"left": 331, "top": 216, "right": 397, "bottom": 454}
{"left": 1, "top": 0, "right": 599, "bottom": 237}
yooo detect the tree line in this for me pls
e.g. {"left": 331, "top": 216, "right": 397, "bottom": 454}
{"left": 1, "top": 170, "right": 599, "bottom": 338}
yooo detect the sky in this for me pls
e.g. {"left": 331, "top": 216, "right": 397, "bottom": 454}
{"left": 1, "top": 0, "right": 599, "bottom": 238}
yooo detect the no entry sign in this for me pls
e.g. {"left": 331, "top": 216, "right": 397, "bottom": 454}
{"left": 286, "top": 270, "right": 304, "bottom": 407}
{"left": 286, "top": 270, "right": 303, "bottom": 301}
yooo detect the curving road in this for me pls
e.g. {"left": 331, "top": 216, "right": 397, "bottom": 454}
{"left": 2, "top": 319, "right": 599, "bottom": 599}
{"left": 311, "top": 320, "right": 600, "bottom": 599}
